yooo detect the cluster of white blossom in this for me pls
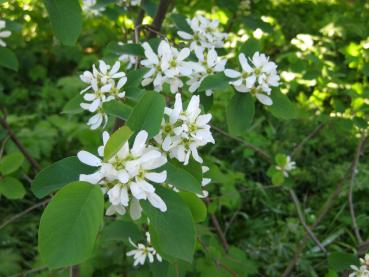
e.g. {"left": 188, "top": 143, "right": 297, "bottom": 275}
{"left": 80, "top": 60, "right": 127, "bottom": 129}
{"left": 127, "top": 232, "right": 162, "bottom": 266}
{"left": 117, "top": 0, "right": 141, "bottom": 7}
{"left": 0, "top": 20, "right": 11, "bottom": 47}
{"left": 154, "top": 93, "right": 214, "bottom": 165}
{"left": 177, "top": 15, "right": 227, "bottom": 57}
{"left": 140, "top": 40, "right": 199, "bottom": 93}
{"left": 225, "top": 52, "right": 280, "bottom": 105}
{"left": 81, "top": 0, "right": 105, "bottom": 17}
{"left": 350, "top": 254, "right": 369, "bottom": 277}
{"left": 187, "top": 48, "right": 227, "bottom": 96}
{"left": 77, "top": 130, "right": 167, "bottom": 218}
{"left": 276, "top": 155, "right": 296, "bottom": 177}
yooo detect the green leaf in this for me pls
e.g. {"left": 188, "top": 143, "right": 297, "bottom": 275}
{"left": 62, "top": 94, "right": 83, "bottom": 114}
{"left": 126, "top": 68, "right": 148, "bottom": 87}
{"left": 275, "top": 154, "right": 286, "bottom": 166}
{"left": 38, "top": 181, "right": 104, "bottom": 268}
{"left": 227, "top": 93, "right": 255, "bottom": 136}
{"left": 31, "top": 156, "right": 96, "bottom": 198}
{"left": 179, "top": 192, "right": 207, "bottom": 223}
{"left": 242, "top": 15, "right": 273, "bottom": 32}
{"left": 171, "top": 14, "right": 192, "bottom": 33}
{"left": 269, "top": 89, "right": 298, "bottom": 120}
{"left": 0, "top": 48, "right": 19, "bottom": 71}
{"left": 141, "top": 187, "right": 195, "bottom": 263}
{"left": 164, "top": 159, "right": 202, "bottom": 194}
{"left": 198, "top": 73, "right": 230, "bottom": 92}
{"left": 271, "top": 171, "right": 284, "bottom": 185}
{"left": 142, "top": 0, "right": 157, "bottom": 17}
{"left": 103, "top": 101, "right": 132, "bottom": 121}
{"left": 44, "top": 0, "right": 82, "bottom": 46}
{"left": 104, "top": 126, "right": 133, "bottom": 160}
{"left": 127, "top": 92, "right": 165, "bottom": 138}
{"left": 0, "top": 177, "right": 26, "bottom": 200}
{"left": 0, "top": 152, "right": 24, "bottom": 175}
{"left": 101, "top": 221, "right": 142, "bottom": 243}
{"left": 105, "top": 42, "right": 144, "bottom": 57}
{"left": 328, "top": 252, "right": 358, "bottom": 272}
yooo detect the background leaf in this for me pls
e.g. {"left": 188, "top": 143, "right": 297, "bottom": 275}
{"left": 0, "top": 177, "right": 26, "bottom": 199}
{"left": 0, "top": 48, "right": 18, "bottom": 71}
{"left": 0, "top": 152, "right": 24, "bottom": 175}
{"left": 227, "top": 93, "right": 255, "bottom": 136}
{"left": 179, "top": 192, "right": 207, "bottom": 223}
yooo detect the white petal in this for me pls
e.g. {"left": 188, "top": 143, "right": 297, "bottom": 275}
{"left": 77, "top": 151, "right": 102, "bottom": 167}
{"left": 145, "top": 171, "right": 167, "bottom": 183}
{"left": 255, "top": 93, "right": 273, "bottom": 106}
{"left": 224, "top": 69, "right": 241, "bottom": 78}
{"left": 130, "top": 198, "right": 142, "bottom": 220}
{"left": 147, "top": 193, "right": 167, "bottom": 212}
{"left": 131, "top": 130, "right": 148, "bottom": 156}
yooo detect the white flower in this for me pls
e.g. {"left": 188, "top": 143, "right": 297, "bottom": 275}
{"left": 117, "top": 0, "right": 141, "bottom": 6}
{"left": 155, "top": 93, "right": 214, "bottom": 165}
{"left": 350, "top": 265, "right": 369, "bottom": 277}
{"left": 187, "top": 48, "right": 227, "bottom": 96}
{"left": 127, "top": 232, "right": 162, "bottom": 266}
{"left": 225, "top": 52, "right": 280, "bottom": 106}
{"left": 276, "top": 155, "right": 296, "bottom": 177}
{"left": 177, "top": 15, "right": 227, "bottom": 57}
{"left": 0, "top": 20, "right": 11, "bottom": 47}
{"left": 77, "top": 130, "right": 167, "bottom": 218}
{"left": 79, "top": 60, "right": 127, "bottom": 129}
{"left": 81, "top": 0, "right": 105, "bottom": 17}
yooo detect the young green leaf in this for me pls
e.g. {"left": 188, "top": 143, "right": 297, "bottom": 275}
{"left": 101, "top": 221, "right": 142, "bottom": 243}
{"left": 38, "top": 181, "right": 104, "bottom": 268}
{"left": 0, "top": 48, "right": 19, "bottom": 71}
{"left": 0, "top": 152, "right": 24, "bottom": 175}
{"left": 170, "top": 14, "right": 192, "bottom": 33}
{"left": 44, "top": 0, "right": 82, "bottom": 46}
{"left": 31, "top": 156, "right": 96, "bottom": 198}
{"left": 0, "top": 177, "right": 26, "bottom": 200}
{"left": 62, "top": 94, "right": 84, "bottom": 114}
{"left": 127, "top": 92, "right": 165, "bottom": 138}
{"left": 141, "top": 187, "right": 196, "bottom": 263}
{"left": 179, "top": 192, "right": 207, "bottom": 223}
{"left": 104, "top": 126, "right": 133, "bottom": 160}
{"left": 227, "top": 93, "right": 255, "bottom": 136}
{"left": 269, "top": 89, "right": 298, "bottom": 120}
{"left": 164, "top": 159, "right": 202, "bottom": 194}
{"left": 198, "top": 72, "right": 230, "bottom": 92}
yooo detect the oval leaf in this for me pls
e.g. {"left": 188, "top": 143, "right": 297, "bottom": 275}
{"left": 62, "top": 94, "right": 83, "bottom": 114}
{"left": 227, "top": 93, "right": 255, "bottom": 136}
{"left": 38, "top": 181, "right": 104, "bottom": 268}
{"left": 0, "top": 152, "right": 24, "bottom": 175}
{"left": 127, "top": 92, "right": 165, "bottom": 138}
{"left": 269, "top": 89, "right": 298, "bottom": 120}
{"left": 198, "top": 72, "right": 230, "bottom": 92}
{"left": 179, "top": 192, "right": 207, "bottom": 223}
{"left": 31, "top": 156, "right": 96, "bottom": 198}
{"left": 102, "top": 221, "right": 142, "bottom": 243}
{"left": 104, "top": 126, "right": 133, "bottom": 160}
{"left": 0, "top": 177, "right": 26, "bottom": 200}
{"left": 44, "top": 0, "right": 82, "bottom": 46}
{"left": 141, "top": 187, "right": 196, "bottom": 263}
{"left": 103, "top": 101, "right": 132, "bottom": 121}
{"left": 0, "top": 48, "right": 18, "bottom": 71}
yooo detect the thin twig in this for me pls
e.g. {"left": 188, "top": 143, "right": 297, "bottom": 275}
{"left": 211, "top": 125, "right": 273, "bottom": 163}
{"left": 148, "top": 0, "right": 171, "bottom": 38}
{"left": 0, "top": 116, "right": 41, "bottom": 171}
{"left": 0, "top": 198, "right": 50, "bottom": 230}
{"left": 348, "top": 135, "right": 368, "bottom": 244}
{"left": 205, "top": 198, "right": 229, "bottom": 252}
{"left": 289, "top": 189, "right": 327, "bottom": 254}
{"left": 9, "top": 266, "right": 47, "bottom": 277}
{"left": 291, "top": 122, "right": 326, "bottom": 158}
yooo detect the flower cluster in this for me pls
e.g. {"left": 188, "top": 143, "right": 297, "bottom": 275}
{"left": 0, "top": 20, "right": 11, "bottom": 47}
{"left": 276, "top": 155, "right": 296, "bottom": 177}
{"left": 225, "top": 52, "right": 280, "bottom": 105}
{"left": 177, "top": 15, "right": 227, "bottom": 57}
{"left": 127, "top": 232, "right": 162, "bottom": 266}
{"left": 141, "top": 40, "right": 198, "bottom": 93}
{"left": 350, "top": 254, "right": 369, "bottom": 277}
{"left": 154, "top": 93, "right": 214, "bottom": 165}
{"left": 80, "top": 60, "right": 127, "bottom": 129}
{"left": 77, "top": 130, "right": 167, "bottom": 219}
{"left": 81, "top": 0, "right": 105, "bottom": 17}
{"left": 117, "top": 0, "right": 141, "bottom": 6}
{"left": 187, "top": 48, "right": 227, "bottom": 96}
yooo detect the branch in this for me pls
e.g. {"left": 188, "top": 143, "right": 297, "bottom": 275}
{"left": 291, "top": 122, "right": 326, "bottom": 158}
{"left": 148, "top": 0, "right": 171, "bottom": 38}
{"left": 211, "top": 125, "right": 273, "bottom": 163}
{"left": 205, "top": 198, "right": 230, "bottom": 252}
{"left": 289, "top": 189, "right": 327, "bottom": 254}
{"left": 0, "top": 116, "right": 41, "bottom": 171}
{"left": 0, "top": 198, "right": 50, "bottom": 230}
{"left": 348, "top": 135, "right": 368, "bottom": 244}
